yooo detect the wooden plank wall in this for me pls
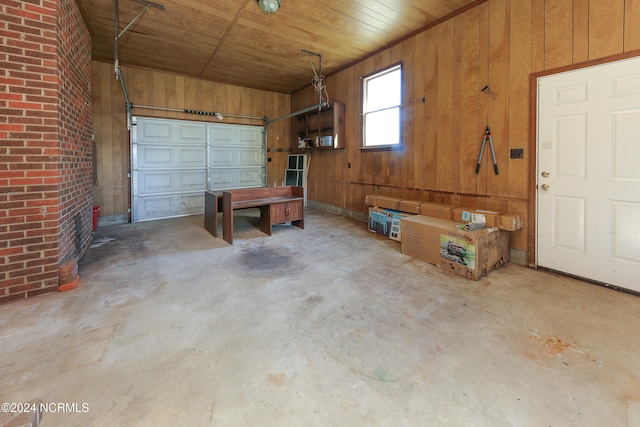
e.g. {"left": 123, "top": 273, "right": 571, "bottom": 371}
{"left": 291, "top": 0, "right": 640, "bottom": 255}
{"left": 91, "top": 61, "right": 291, "bottom": 219}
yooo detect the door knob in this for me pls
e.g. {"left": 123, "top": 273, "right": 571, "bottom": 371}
{"left": 541, "top": 184, "right": 550, "bottom": 190}
{"left": 541, "top": 171, "right": 550, "bottom": 178}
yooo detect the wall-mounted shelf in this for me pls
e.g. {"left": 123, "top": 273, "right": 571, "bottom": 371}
{"left": 292, "top": 102, "right": 345, "bottom": 152}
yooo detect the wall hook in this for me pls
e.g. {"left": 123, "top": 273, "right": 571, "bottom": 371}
{"left": 481, "top": 85, "right": 497, "bottom": 100}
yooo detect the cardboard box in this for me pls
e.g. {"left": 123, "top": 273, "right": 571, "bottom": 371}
{"left": 369, "top": 207, "right": 412, "bottom": 240}
{"left": 439, "top": 228, "right": 510, "bottom": 280}
{"left": 496, "top": 212, "right": 524, "bottom": 231}
{"left": 452, "top": 207, "right": 502, "bottom": 227}
{"left": 401, "top": 215, "right": 456, "bottom": 264}
{"left": 401, "top": 215, "right": 510, "bottom": 280}
{"left": 452, "top": 207, "right": 523, "bottom": 231}
{"left": 366, "top": 195, "right": 401, "bottom": 210}
{"left": 398, "top": 200, "right": 422, "bottom": 214}
{"left": 419, "top": 202, "right": 459, "bottom": 220}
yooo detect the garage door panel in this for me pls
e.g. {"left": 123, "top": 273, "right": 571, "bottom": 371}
{"left": 209, "top": 167, "right": 262, "bottom": 190}
{"left": 139, "top": 172, "right": 172, "bottom": 193}
{"left": 179, "top": 125, "right": 207, "bottom": 141}
{"left": 209, "top": 125, "right": 261, "bottom": 147}
{"left": 209, "top": 149, "right": 234, "bottom": 167}
{"left": 180, "top": 148, "right": 207, "bottom": 165}
{"left": 209, "top": 170, "right": 234, "bottom": 188}
{"left": 142, "top": 147, "right": 173, "bottom": 164}
{"left": 139, "top": 122, "right": 172, "bottom": 141}
{"left": 209, "top": 147, "right": 262, "bottom": 167}
{"left": 209, "top": 127, "right": 234, "bottom": 144}
{"left": 239, "top": 149, "right": 261, "bottom": 164}
{"left": 138, "top": 170, "right": 207, "bottom": 194}
{"left": 238, "top": 169, "right": 262, "bottom": 186}
{"left": 238, "top": 129, "right": 261, "bottom": 145}
{"left": 136, "top": 120, "right": 206, "bottom": 144}
{"left": 136, "top": 193, "right": 205, "bottom": 222}
{"left": 137, "top": 145, "right": 206, "bottom": 168}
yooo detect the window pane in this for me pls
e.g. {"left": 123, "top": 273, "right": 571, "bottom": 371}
{"left": 364, "top": 108, "right": 400, "bottom": 146}
{"left": 366, "top": 68, "right": 401, "bottom": 111}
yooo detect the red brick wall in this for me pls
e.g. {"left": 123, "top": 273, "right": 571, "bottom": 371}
{"left": 56, "top": 0, "right": 93, "bottom": 266}
{"left": 0, "top": 0, "right": 92, "bottom": 303}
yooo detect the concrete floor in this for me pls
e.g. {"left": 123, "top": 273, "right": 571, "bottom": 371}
{"left": 1, "top": 208, "right": 639, "bottom": 426}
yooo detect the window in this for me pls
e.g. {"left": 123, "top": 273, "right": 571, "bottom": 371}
{"left": 362, "top": 63, "right": 402, "bottom": 149}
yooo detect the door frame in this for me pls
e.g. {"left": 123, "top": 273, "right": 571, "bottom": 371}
{"left": 527, "top": 49, "right": 640, "bottom": 268}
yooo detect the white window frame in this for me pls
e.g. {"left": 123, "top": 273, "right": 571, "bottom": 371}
{"left": 361, "top": 62, "right": 403, "bottom": 150}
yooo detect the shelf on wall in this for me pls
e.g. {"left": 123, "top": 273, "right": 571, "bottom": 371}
{"left": 292, "top": 102, "right": 345, "bottom": 152}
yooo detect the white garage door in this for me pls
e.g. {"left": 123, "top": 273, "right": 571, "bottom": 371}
{"left": 132, "top": 117, "right": 264, "bottom": 222}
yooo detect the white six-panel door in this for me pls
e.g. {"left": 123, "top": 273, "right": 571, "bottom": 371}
{"left": 537, "top": 56, "right": 640, "bottom": 293}
{"left": 132, "top": 117, "right": 264, "bottom": 222}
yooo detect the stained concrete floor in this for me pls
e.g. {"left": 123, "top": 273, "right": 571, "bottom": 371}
{"left": 1, "top": 208, "right": 639, "bottom": 426}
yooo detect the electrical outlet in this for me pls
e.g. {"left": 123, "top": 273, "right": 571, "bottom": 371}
{"left": 510, "top": 148, "right": 524, "bottom": 159}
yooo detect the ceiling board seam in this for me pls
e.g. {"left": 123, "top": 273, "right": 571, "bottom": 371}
{"left": 198, "top": 0, "right": 251, "bottom": 78}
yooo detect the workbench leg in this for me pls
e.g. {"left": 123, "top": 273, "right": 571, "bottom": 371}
{"left": 259, "top": 205, "right": 271, "bottom": 236}
{"left": 204, "top": 192, "right": 218, "bottom": 237}
{"left": 222, "top": 192, "right": 233, "bottom": 244}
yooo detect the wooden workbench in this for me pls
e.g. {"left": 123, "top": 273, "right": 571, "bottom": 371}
{"left": 205, "top": 187, "right": 304, "bottom": 244}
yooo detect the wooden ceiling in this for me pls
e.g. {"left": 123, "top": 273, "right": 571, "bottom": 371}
{"left": 78, "top": 0, "right": 480, "bottom": 94}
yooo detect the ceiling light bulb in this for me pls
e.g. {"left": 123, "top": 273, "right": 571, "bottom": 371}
{"left": 257, "top": 0, "right": 281, "bottom": 14}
